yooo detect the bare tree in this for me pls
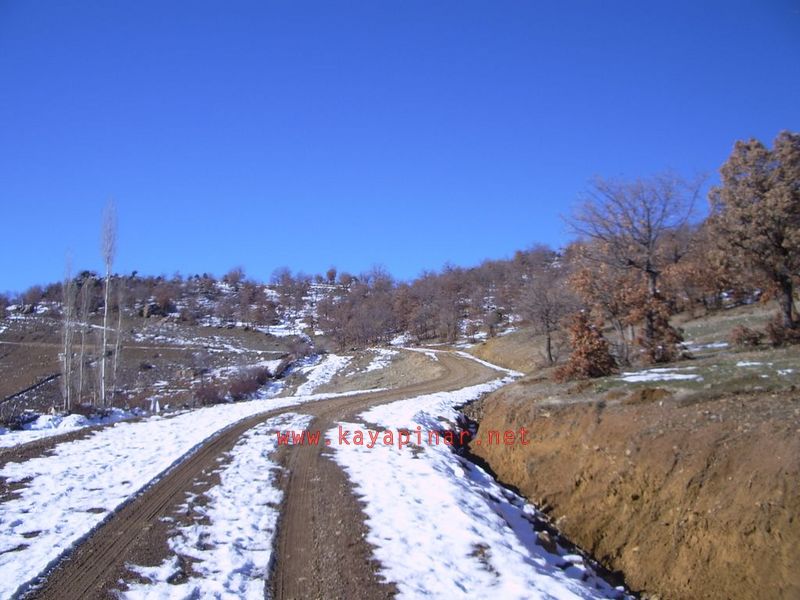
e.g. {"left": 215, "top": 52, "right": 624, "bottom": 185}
{"left": 568, "top": 173, "right": 701, "bottom": 348}
{"left": 61, "top": 260, "right": 77, "bottom": 411}
{"left": 111, "top": 281, "right": 124, "bottom": 401}
{"left": 518, "top": 248, "right": 575, "bottom": 364}
{"left": 100, "top": 200, "right": 117, "bottom": 407}
{"left": 77, "top": 279, "right": 92, "bottom": 404}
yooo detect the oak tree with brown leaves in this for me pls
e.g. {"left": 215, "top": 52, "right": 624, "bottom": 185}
{"left": 709, "top": 130, "right": 800, "bottom": 329}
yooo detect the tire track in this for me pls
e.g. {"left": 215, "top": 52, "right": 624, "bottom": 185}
{"left": 26, "top": 351, "right": 498, "bottom": 599}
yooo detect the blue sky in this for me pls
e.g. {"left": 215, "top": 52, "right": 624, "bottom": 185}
{"left": 1, "top": 1, "right": 798, "bottom": 293}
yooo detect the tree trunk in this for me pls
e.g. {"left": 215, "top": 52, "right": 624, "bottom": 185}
{"left": 645, "top": 269, "right": 658, "bottom": 344}
{"left": 112, "top": 288, "right": 123, "bottom": 403}
{"left": 545, "top": 332, "right": 553, "bottom": 365}
{"left": 778, "top": 275, "right": 796, "bottom": 329}
{"left": 101, "top": 270, "right": 110, "bottom": 407}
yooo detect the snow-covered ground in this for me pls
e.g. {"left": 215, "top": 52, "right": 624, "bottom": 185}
{"left": 123, "top": 412, "right": 313, "bottom": 599}
{"left": 0, "top": 408, "right": 141, "bottom": 449}
{"left": 363, "top": 348, "right": 398, "bottom": 373}
{"left": 619, "top": 367, "right": 702, "bottom": 383}
{"left": 295, "top": 354, "right": 351, "bottom": 395}
{"left": 207, "top": 358, "right": 284, "bottom": 379}
{"left": 329, "top": 356, "right": 624, "bottom": 599}
{"left": 0, "top": 386, "right": 382, "bottom": 598}
{"left": 683, "top": 341, "right": 729, "bottom": 352}
{"left": 735, "top": 360, "right": 767, "bottom": 368}
{"left": 403, "top": 346, "right": 440, "bottom": 361}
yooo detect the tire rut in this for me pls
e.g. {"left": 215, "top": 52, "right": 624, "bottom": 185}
{"left": 25, "top": 352, "right": 498, "bottom": 599}
{"left": 271, "top": 353, "right": 496, "bottom": 600}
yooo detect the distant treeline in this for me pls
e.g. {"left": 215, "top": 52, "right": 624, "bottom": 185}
{"left": 2, "top": 131, "right": 798, "bottom": 382}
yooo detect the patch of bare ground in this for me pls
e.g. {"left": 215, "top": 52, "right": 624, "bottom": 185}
{"left": 470, "top": 327, "right": 562, "bottom": 374}
{"left": 470, "top": 381, "right": 800, "bottom": 599}
{"left": 314, "top": 348, "right": 445, "bottom": 395}
{"left": 0, "top": 314, "right": 294, "bottom": 418}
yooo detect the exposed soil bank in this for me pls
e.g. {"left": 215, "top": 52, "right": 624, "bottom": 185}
{"left": 468, "top": 386, "right": 800, "bottom": 599}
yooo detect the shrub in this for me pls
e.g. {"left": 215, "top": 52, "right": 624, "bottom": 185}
{"left": 765, "top": 317, "right": 800, "bottom": 347}
{"left": 227, "top": 367, "right": 271, "bottom": 401}
{"left": 729, "top": 325, "right": 762, "bottom": 348}
{"left": 554, "top": 312, "right": 617, "bottom": 382}
{"left": 635, "top": 298, "right": 684, "bottom": 364}
{"left": 228, "top": 377, "right": 259, "bottom": 401}
{"left": 253, "top": 367, "right": 271, "bottom": 385}
{"left": 195, "top": 383, "right": 224, "bottom": 405}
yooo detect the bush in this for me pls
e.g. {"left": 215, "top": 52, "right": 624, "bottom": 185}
{"left": 195, "top": 383, "right": 224, "bottom": 405}
{"left": 554, "top": 312, "right": 617, "bottom": 382}
{"left": 636, "top": 298, "right": 684, "bottom": 364}
{"left": 227, "top": 367, "right": 271, "bottom": 401}
{"left": 253, "top": 367, "right": 271, "bottom": 386}
{"left": 729, "top": 325, "right": 762, "bottom": 348}
{"left": 228, "top": 377, "right": 259, "bottom": 401}
{"left": 765, "top": 317, "right": 800, "bottom": 347}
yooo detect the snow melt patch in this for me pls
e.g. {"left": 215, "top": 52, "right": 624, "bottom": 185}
{"left": 684, "top": 341, "right": 729, "bottom": 352}
{"left": 123, "top": 412, "right": 312, "bottom": 599}
{"left": 0, "top": 408, "right": 140, "bottom": 449}
{"left": 364, "top": 348, "right": 398, "bottom": 373}
{"left": 295, "top": 354, "right": 351, "bottom": 395}
{"left": 402, "top": 347, "right": 440, "bottom": 361}
{"left": 330, "top": 365, "right": 624, "bottom": 599}
{"left": 736, "top": 361, "right": 765, "bottom": 367}
{"left": 619, "top": 367, "right": 702, "bottom": 383}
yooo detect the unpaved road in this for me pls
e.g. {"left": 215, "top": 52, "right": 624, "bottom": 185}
{"left": 25, "top": 351, "right": 498, "bottom": 599}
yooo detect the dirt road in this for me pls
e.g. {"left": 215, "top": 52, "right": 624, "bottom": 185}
{"left": 27, "top": 351, "right": 498, "bottom": 599}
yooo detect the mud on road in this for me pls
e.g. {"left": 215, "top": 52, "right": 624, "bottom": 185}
{"left": 25, "top": 351, "right": 498, "bottom": 599}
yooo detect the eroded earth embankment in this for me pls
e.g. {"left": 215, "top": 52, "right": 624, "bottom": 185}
{"left": 468, "top": 385, "right": 800, "bottom": 599}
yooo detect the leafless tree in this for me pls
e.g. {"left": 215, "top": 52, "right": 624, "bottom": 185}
{"left": 518, "top": 248, "right": 576, "bottom": 364}
{"left": 223, "top": 266, "right": 245, "bottom": 288}
{"left": 111, "top": 282, "right": 124, "bottom": 401}
{"left": 77, "top": 279, "right": 92, "bottom": 403}
{"left": 100, "top": 200, "right": 117, "bottom": 407}
{"left": 568, "top": 173, "right": 701, "bottom": 345}
{"left": 61, "top": 260, "right": 77, "bottom": 411}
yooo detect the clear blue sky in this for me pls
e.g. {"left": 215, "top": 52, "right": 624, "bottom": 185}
{"left": 1, "top": 1, "right": 798, "bottom": 293}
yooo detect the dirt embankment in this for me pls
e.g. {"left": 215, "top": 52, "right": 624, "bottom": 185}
{"left": 469, "top": 386, "right": 800, "bottom": 599}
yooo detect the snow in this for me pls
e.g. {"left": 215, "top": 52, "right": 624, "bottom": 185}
{"left": 390, "top": 332, "right": 411, "bottom": 346}
{"left": 736, "top": 361, "right": 765, "bottom": 367}
{"left": 619, "top": 367, "right": 702, "bottom": 383}
{"left": 403, "top": 347, "right": 440, "bottom": 361}
{"left": 123, "top": 412, "right": 313, "bottom": 599}
{"left": 0, "top": 408, "right": 140, "bottom": 449}
{"left": 363, "top": 348, "right": 398, "bottom": 373}
{"left": 329, "top": 367, "right": 626, "bottom": 599}
{"left": 295, "top": 353, "right": 351, "bottom": 395}
{"left": 684, "top": 341, "right": 729, "bottom": 352}
{"left": 454, "top": 350, "right": 524, "bottom": 377}
{"left": 207, "top": 358, "right": 284, "bottom": 379}
{"left": 0, "top": 387, "right": 383, "bottom": 598}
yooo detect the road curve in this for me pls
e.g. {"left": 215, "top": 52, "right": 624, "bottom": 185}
{"left": 27, "top": 351, "right": 499, "bottom": 599}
